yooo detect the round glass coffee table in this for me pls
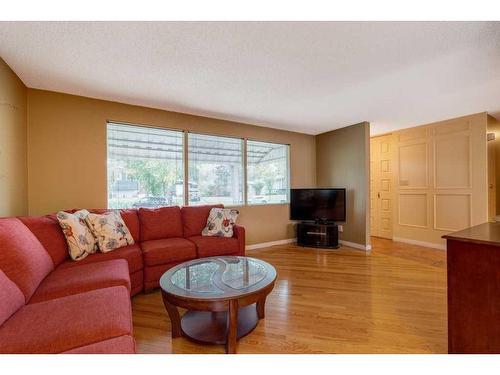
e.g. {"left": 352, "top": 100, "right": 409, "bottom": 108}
{"left": 160, "top": 256, "right": 277, "bottom": 353}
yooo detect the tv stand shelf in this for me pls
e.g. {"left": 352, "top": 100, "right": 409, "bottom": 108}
{"left": 296, "top": 222, "right": 339, "bottom": 249}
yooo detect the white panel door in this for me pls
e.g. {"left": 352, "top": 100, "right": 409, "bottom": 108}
{"left": 370, "top": 135, "right": 393, "bottom": 239}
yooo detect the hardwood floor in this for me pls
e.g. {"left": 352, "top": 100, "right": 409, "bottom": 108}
{"left": 132, "top": 237, "right": 447, "bottom": 353}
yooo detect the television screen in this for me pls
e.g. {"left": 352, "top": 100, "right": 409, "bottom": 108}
{"left": 290, "top": 188, "right": 346, "bottom": 222}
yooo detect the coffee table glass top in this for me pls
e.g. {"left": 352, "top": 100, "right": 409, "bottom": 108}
{"left": 160, "top": 256, "right": 276, "bottom": 298}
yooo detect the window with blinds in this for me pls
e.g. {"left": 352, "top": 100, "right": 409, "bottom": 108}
{"left": 188, "top": 133, "right": 244, "bottom": 206}
{"left": 107, "top": 123, "right": 184, "bottom": 209}
{"left": 247, "top": 140, "right": 290, "bottom": 205}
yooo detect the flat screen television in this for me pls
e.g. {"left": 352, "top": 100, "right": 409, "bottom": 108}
{"left": 290, "top": 188, "right": 346, "bottom": 222}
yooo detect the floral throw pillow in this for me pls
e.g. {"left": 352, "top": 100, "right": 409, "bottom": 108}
{"left": 202, "top": 208, "right": 239, "bottom": 238}
{"left": 56, "top": 209, "right": 98, "bottom": 261}
{"left": 85, "top": 211, "right": 135, "bottom": 253}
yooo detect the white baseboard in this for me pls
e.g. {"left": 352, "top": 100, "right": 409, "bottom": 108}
{"left": 339, "top": 240, "right": 372, "bottom": 251}
{"left": 392, "top": 236, "right": 446, "bottom": 250}
{"left": 246, "top": 238, "right": 372, "bottom": 251}
{"left": 245, "top": 238, "right": 296, "bottom": 250}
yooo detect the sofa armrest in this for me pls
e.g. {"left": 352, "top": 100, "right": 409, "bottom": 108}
{"left": 233, "top": 225, "right": 246, "bottom": 256}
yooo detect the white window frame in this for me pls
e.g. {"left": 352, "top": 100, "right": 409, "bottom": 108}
{"left": 186, "top": 131, "right": 245, "bottom": 207}
{"left": 245, "top": 139, "right": 291, "bottom": 206}
{"left": 106, "top": 121, "right": 291, "bottom": 208}
{"left": 106, "top": 121, "right": 185, "bottom": 209}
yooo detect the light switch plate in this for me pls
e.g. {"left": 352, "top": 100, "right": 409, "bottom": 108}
{"left": 338, "top": 225, "right": 343, "bottom": 232}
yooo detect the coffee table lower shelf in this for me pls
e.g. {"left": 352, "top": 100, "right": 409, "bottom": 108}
{"left": 159, "top": 256, "right": 277, "bottom": 354}
{"left": 180, "top": 304, "right": 259, "bottom": 345}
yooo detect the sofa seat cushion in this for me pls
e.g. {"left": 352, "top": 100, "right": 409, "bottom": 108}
{"left": 29, "top": 259, "right": 131, "bottom": 303}
{"left": 0, "top": 270, "right": 25, "bottom": 326}
{"left": 141, "top": 238, "right": 196, "bottom": 266}
{"left": 188, "top": 235, "right": 240, "bottom": 258}
{"left": 143, "top": 262, "right": 185, "bottom": 290}
{"left": 138, "top": 206, "right": 183, "bottom": 241}
{"left": 181, "top": 204, "right": 223, "bottom": 237}
{"left": 0, "top": 286, "right": 132, "bottom": 354}
{"left": 18, "top": 214, "right": 69, "bottom": 267}
{"left": 58, "top": 243, "right": 143, "bottom": 274}
{"left": 63, "top": 335, "right": 135, "bottom": 354}
{"left": 0, "top": 217, "right": 54, "bottom": 301}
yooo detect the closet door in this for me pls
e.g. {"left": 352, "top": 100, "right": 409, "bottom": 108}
{"left": 370, "top": 135, "right": 394, "bottom": 239}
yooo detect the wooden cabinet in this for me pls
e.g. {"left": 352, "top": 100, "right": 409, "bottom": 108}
{"left": 443, "top": 222, "right": 500, "bottom": 353}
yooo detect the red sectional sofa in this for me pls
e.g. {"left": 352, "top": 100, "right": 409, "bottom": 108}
{"left": 0, "top": 204, "right": 245, "bottom": 354}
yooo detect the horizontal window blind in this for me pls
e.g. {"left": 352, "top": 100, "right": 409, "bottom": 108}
{"left": 107, "top": 123, "right": 184, "bottom": 208}
{"left": 107, "top": 122, "right": 291, "bottom": 208}
{"left": 247, "top": 140, "right": 290, "bottom": 205}
{"left": 188, "top": 133, "right": 244, "bottom": 206}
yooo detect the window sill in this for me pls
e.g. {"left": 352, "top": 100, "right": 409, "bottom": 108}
{"left": 245, "top": 202, "right": 290, "bottom": 207}
{"left": 222, "top": 202, "right": 290, "bottom": 209}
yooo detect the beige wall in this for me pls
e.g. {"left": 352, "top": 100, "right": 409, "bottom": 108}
{"left": 392, "top": 112, "right": 489, "bottom": 247}
{"left": 26, "top": 89, "right": 316, "bottom": 245}
{"left": 0, "top": 58, "right": 27, "bottom": 216}
{"left": 316, "top": 122, "right": 370, "bottom": 247}
{"left": 15, "top": 67, "right": 492, "bottom": 249}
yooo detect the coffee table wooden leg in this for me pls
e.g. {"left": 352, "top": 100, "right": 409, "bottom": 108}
{"left": 161, "top": 292, "right": 182, "bottom": 338}
{"left": 257, "top": 296, "right": 268, "bottom": 319}
{"left": 226, "top": 300, "right": 238, "bottom": 354}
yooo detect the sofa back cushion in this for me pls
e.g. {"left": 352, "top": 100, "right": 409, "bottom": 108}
{"left": 138, "top": 206, "right": 183, "bottom": 241}
{"left": 119, "top": 209, "right": 140, "bottom": 242}
{"left": 0, "top": 218, "right": 54, "bottom": 301}
{"left": 181, "top": 204, "right": 224, "bottom": 238}
{"left": 85, "top": 209, "right": 140, "bottom": 243}
{"left": 0, "top": 270, "right": 25, "bottom": 325}
{"left": 18, "top": 214, "right": 69, "bottom": 267}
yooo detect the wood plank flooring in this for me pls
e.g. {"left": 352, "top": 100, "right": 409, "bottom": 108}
{"left": 132, "top": 237, "right": 447, "bottom": 353}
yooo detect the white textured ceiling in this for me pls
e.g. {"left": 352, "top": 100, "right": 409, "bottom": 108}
{"left": 1, "top": 21, "right": 499, "bottom": 135}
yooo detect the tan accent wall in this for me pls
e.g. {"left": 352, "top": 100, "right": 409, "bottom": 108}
{"left": 392, "top": 112, "right": 489, "bottom": 247}
{"left": 0, "top": 58, "right": 27, "bottom": 216}
{"left": 316, "top": 122, "right": 370, "bottom": 247}
{"left": 26, "top": 89, "right": 316, "bottom": 245}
